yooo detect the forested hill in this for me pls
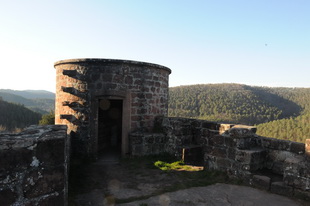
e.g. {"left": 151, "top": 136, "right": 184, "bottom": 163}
{"left": 0, "top": 91, "right": 54, "bottom": 114}
{"left": 0, "top": 98, "right": 42, "bottom": 131}
{"left": 168, "top": 84, "right": 308, "bottom": 125}
{"left": 0, "top": 89, "right": 55, "bottom": 99}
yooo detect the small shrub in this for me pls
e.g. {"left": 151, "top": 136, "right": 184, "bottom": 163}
{"left": 39, "top": 110, "right": 55, "bottom": 125}
{"left": 0, "top": 125, "right": 7, "bottom": 131}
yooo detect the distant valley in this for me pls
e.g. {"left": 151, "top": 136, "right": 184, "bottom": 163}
{"left": 0, "top": 89, "right": 55, "bottom": 114}
{"left": 0, "top": 89, "right": 55, "bottom": 131}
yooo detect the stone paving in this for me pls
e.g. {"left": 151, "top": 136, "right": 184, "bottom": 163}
{"left": 70, "top": 155, "right": 308, "bottom": 206}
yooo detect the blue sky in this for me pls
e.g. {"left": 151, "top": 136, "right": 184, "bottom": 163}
{"left": 0, "top": 0, "right": 309, "bottom": 92}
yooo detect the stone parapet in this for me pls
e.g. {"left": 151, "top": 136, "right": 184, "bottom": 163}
{"left": 0, "top": 125, "right": 69, "bottom": 206}
{"left": 151, "top": 117, "right": 310, "bottom": 198}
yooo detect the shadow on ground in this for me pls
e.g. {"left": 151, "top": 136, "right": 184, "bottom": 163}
{"left": 69, "top": 154, "right": 308, "bottom": 206}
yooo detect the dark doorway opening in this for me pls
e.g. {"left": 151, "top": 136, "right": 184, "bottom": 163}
{"left": 98, "top": 99, "right": 123, "bottom": 156}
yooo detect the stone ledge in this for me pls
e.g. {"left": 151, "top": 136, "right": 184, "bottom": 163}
{"left": 252, "top": 175, "right": 271, "bottom": 191}
{"left": 270, "top": 181, "right": 293, "bottom": 196}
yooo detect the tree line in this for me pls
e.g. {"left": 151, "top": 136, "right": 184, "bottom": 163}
{"left": 0, "top": 98, "right": 42, "bottom": 131}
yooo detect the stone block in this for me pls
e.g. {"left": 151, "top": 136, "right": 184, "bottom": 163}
{"left": 261, "top": 137, "right": 291, "bottom": 150}
{"left": 202, "top": 122, "right": 219, "bottom": 130}
{"left": 131, "top": 115, "right": 142, "bottom": 121}
{"left": 23, "top": 167, "right": 64, "bottom": 198}
{"left": 222, "top": 127, "right": 256, "bottom": 138}
{"left": 234, "top": 137, "right": 255, "bottom": 150}
{"left": 181, "top": 135, "right": 192, "bottom": 145}
{"left": 151, "top": 144, "right": 160, "bottom": 154}
{"left": 191, "top": 120, "right": 202, "bottom": 128}
{"left": 36, "top": 138, "right": 65, "bottom": 167}
{"left": 90, "top": 73, "right": 100, "bottom": 81}
{"left": 192, "top": 128, "right": 202, "bottom": 144}
{"left": 283, "top": 156, "right": 305, "bottom": 175}
{"left": 180, "top": 126, "right": 191, "bottom": 136}
{"left": 271, "top": 161, "right": 284, "bottom": 175}
{"left": 207, "top": 146, "right": 227, "bottom": 158}
{"left": 209, "top": 135, "right": 224, "bottom": 146}
{"left": 284, "top": 174, "right": 310, "bottom": 191}
{"left": 293, "top": 189, "right": 310, "bottom": 201}
{"left": 265, "top": 150, "right": 295, "bottom": 174}
{"left": 154, "top": 134, "right": 165, "bottom": 143}
{"left": 277, "top": 139, "right": 291, "bottom": 150}
{"left": 217, "top": 158, "right": 232, "bottom": 169}
{"left": 0, "top": 189, "right": 17, "bottom": 206}
{"left": 0, "top": 148, "right": 33, "bottom": 171}
{"left": 143, "top": 144, "right": 152, "bottom": 155}
{"left": 145, "top": 135, "right": 154, "bottom": 144}
{"left": 290, "top": 142, "right": 305, "bottom": 155}
{"left": 224, "top": 136, "right": 236, "bottom": 148}
{"left": 124, "top": 76, "right": 133, "bottom": 84}
{"left": 204, "top": 155, "right": 217, "bottom": 170}
{"left": 129, "top": 133, "right": 143, "bottom": 145}
{"left": 235, "top": 149, "right": 266, "bottom": 164}
{"left": 201, "top": 128, "right": 219, "bottom": 139}
{"left": 261, "top": 137, "right": 279, "bottom": 149}
{"left": 270, "top": 181, "right": 293, "bottom": 196}
{"left": 113, "top": 74, "right": 124, "bottom": 83}
{"left": 252, "top": 175, "right": 271, "bottom": 191}
{"left": 34, "top": 192, "right": 64, "bottom": 206}
{"left": 132, "top": 145, "right": 143, "bottom": 156}
{"left": 240, "top": 163, "right": 263, "bottom": 171}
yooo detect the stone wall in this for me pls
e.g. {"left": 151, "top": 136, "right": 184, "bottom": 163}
{"left": 205, "top": 128, "right": 309, "bottom": 194}
{"left": 54, "top": 58, "right": 171, "bottom": 157}
{"left": 129, "top": 132, "right": 167, "bottom": 156}
{"left": 129, "top": 117, "right": 220, "bottom": 162}
{"left": 130, "top": 117, "right": 310, "bottom": 198}
{"left": 0, "top": 125, "right": 69, "bottom": 206}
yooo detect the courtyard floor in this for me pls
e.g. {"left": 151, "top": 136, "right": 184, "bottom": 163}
{"left": 69, "top": 154, "right": 308, "bottom": 206}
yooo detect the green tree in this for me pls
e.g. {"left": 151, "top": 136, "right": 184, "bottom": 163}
{"left": 39, "top": 111, "right": 55, "bottom": 125}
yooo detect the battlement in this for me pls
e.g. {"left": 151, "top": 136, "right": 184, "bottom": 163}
{"left": 130, "top": 116, "right": 310, "bottom": 198}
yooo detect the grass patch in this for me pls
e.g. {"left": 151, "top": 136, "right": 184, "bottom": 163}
{"left": 154, "top": 160, "right": 201, "bottom": 171}
{"left": 121, "top": 153, "right": 179, "bottom": 170}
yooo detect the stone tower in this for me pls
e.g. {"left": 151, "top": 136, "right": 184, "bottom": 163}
{"left": 54, "top": 58, "right": 171, "bottom": 157}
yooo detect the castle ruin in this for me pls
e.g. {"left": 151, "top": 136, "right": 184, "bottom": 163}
{"left": 0, "top": 58, "right": 309, "bottom": 205}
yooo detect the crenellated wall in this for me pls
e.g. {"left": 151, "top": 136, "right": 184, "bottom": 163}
{"left": 129, "top": 116, "right": 310, "bottom": 198}
{"left": 0, "top": 125, "right": 69, "bottom": 206}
